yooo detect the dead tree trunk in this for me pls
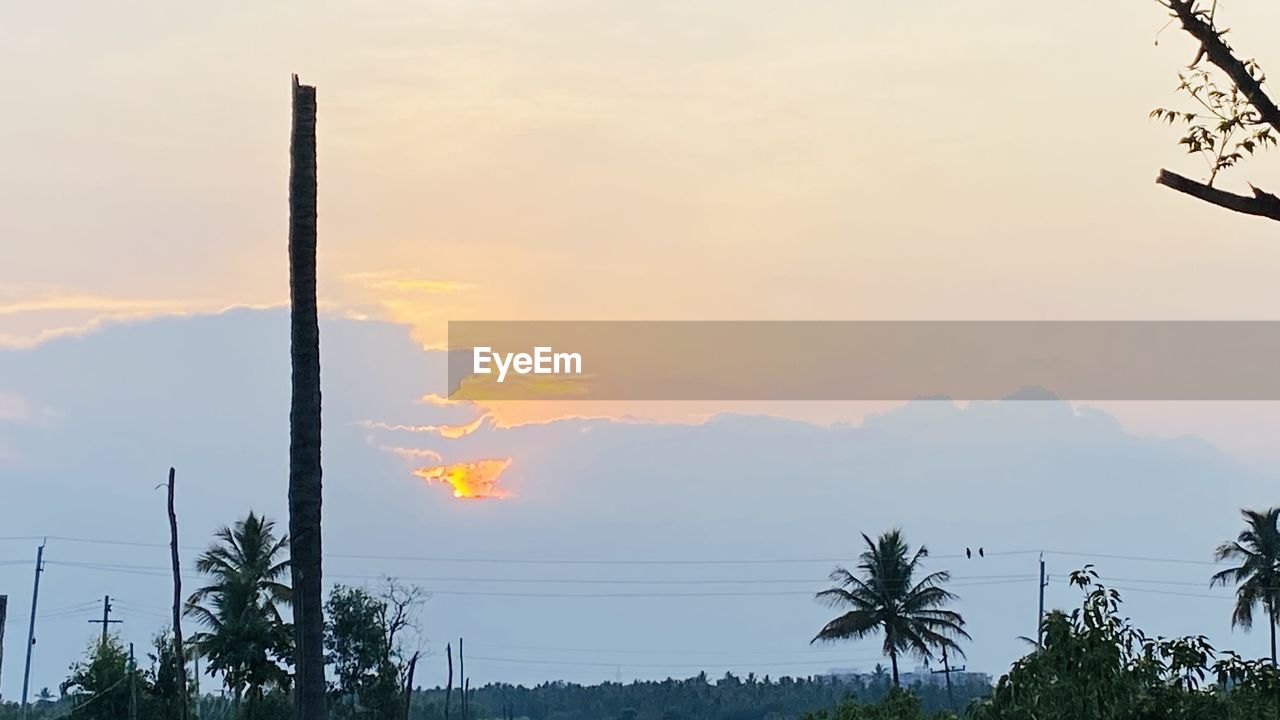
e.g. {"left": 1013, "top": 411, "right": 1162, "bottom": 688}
{"left": 165, "top": 467, "right": 188, "bottom": 720}
{"left": 0, "top": 594, "right": 7, "bottom": 687}
{"left": 288, "top": 73, "right": 326, "bottom": 720}
{"left": 444, "top": 643, "right": 453, "bottom": 720}
{"left": 403, "top": 651, "right": 419, "bottom": 720}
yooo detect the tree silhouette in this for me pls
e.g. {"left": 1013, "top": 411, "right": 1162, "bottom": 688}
{"left": 811, "top": 529, "right": 968, "bottom": 687}
{"left": 1211, "top": 507, "right": 1280, "bottom": 664}
{"left": 1150, "top": 1, "right": 1279, "bottom": 221}
{"left": 185, "top": 512, "right": 293, "bottom": 718}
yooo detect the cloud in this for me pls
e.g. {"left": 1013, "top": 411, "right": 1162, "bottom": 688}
{"left": 0, "top": 285, "right": 281, "bottom": 349}
{"left": 413, "top": 458, "right": 513, "bottom": 499}
{"left": 342, "top": 270, "right": 473, "bottom": 294}
{"left": 0, "top": 391, "right": 32, "bottom": 422}
{"left": 378, "top": 445, "right": 444, "bottom": 463}
{"left": 359, "top": 413, "right": 490, "bottom": 439}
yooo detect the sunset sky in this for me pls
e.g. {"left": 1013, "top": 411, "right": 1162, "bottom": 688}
{"left": 5, "top": 1, "right": 1280, "bottom": 343}
{"left": 5, "top": 0, "right": 1280, "bottom": 694}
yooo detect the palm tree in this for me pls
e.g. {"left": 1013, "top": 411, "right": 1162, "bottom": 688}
{"left": 812, "top": 529, "right": 968, "bottom": 686}
{"left": 185, "top": 512, "right": 292, "bottom": 719}
{"left": 1211, "top": 507, "right": 1280, "bottom": 665}
{"left": 288, "top": 74, "right": 326, "bottom": 720}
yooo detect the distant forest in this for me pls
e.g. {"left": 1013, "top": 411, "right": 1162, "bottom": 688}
{"left": 401, "top": 672, "right": 990, "bottom": 720}
{"left": 1, "top": 672, "right": 990, "bottom": 720}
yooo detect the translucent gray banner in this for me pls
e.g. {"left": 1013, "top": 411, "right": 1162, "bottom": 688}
{"left": 446, "top": 321, "right": 1280, "bottom": 401}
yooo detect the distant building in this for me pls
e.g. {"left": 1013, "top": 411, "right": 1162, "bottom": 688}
{"left": 822, "top": 665, "right": 991, "bottom": 688}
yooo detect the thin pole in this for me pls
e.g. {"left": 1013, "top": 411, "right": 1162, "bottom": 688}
{"left": 930, "top": 646, "right": 962, "bottom": 708}
{"left": 20, "top": 542, "right": 45, "bottom": 720}
{"left": 444, "top": 643, "right": 453, "bottom": 720}
{"left": 0, "top": 594, "right": 8, "bottom": 695}
{"left": 100, "top": 595, "right": 110, "bottom": 646}
{"left": 942, "top": 646, "right": 953, "bottom": 706}
{"left": 129, "top": 642, "right": 138, "bottom": 720}
{"left": 1037, "top": 553, "right": 1047, "bottom": 648}
{"left": 166, "top": 467, "right": 189, "bottom": 720}
{"left": 89, "top": 595, "right": 121, "bottom": 645}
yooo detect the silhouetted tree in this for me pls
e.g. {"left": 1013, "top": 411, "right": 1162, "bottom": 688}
{"left": 1211, "top": 507, "right": 1280, "bottom": 664}
{"left": 1150, "top": 1, "right": 1279, "bottom": 221}
{"left": 185, "top": 512, "right": 293, "bottom": 719}
{"left": 812, "top": 530, "right": 968, "bottom": 687}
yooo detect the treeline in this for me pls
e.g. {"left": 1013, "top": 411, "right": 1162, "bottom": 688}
{"left": 403, "top": 672, "right": 989, "bottom": 720}
{"left": 0, "top": 671, "right": 988, "bottom": 720}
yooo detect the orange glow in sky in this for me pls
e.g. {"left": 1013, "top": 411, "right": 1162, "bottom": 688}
{"left": 414, "top": 458, "right": 513, "bottom": 499}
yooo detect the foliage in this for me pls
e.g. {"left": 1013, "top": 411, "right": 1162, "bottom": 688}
{"left": 1210, "top": 506, "right": 1280, "bottom": 662}
{"left": 812, "top": 530, "right": 968, "bottom": 686}
{"left": 185, "top": 511, "right": 293, "bottom": 718}
{"left": 802, "top": 688, "right": 956, "bottom": 720}
{"left": 147, "top": 631, "right": 196, "bottom": 720}
{"left": 325, "top": 581, "right": 425, "bottom": 719}
{"left": 193, "top": 689, "right": 294, "bottom": 720}
{"left": 1150, "top": 1, "right": 1276, "bottom": 186}
{"left": 1150, "top": 65, "right": 1275, "bottom": 185}
{"left": 59, "top": 635, "right": 151, "bottom": 720}
{"left": 970, "top": 567, "right": 1280, "bottom": 720}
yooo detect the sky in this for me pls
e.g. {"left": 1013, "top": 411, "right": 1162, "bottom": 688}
{"left": 4, "top": 0, "right": 1280, "bottom": 699}
{"left": 1, "top": 310, "right": 1278, "bottom": 695}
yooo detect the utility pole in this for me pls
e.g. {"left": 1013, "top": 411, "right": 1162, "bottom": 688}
{"left": 930, "top": 645, "right": 963, "bottom": 708}
{"left": 0, "top": 594, "right": 8, "bottom": 695}
{"left": 1037, "top": 553, "right": 1047, "bottom": 649}
{"left": 129, "top": 642, "right": 138, "bottom": 720}
{"left": 20, "top": 542, "right": 45, "bottom": 720}
{"left": 89, "top": 595, "right": 122, "bottom": 646}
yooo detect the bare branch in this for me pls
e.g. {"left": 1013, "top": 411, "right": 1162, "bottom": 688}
{"left": 1156, "top": 169, "right": 1280, "bottom": 221}
{"left": 1166, "top": 0, "right": 1280, "bottom": 132}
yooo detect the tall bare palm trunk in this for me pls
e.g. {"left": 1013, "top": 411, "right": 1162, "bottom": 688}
{"left": 288, "top": 74, "right": 325, "bottom": 720}
{"left": 889, "top": 649, "right": 899, "bottom": 687}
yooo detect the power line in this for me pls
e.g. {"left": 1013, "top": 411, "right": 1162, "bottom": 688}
{"left": 1, "top": 534, "right": 1049, "bottom": 565}
{"left": 39, "top": 560, "right": 1035, "bottom": 595}
{"left": 465, "top": 641, "right": 891, "bottom": 658}
{"left": 40, "top": 560, "right": 1034, "bottom": 586}
{"left": 464, "top": 654, "right": 886, "bottom": 670}
{"left": 1042, "top": 550, "right": 1220, "bottom": 567}
{"left": 0, "top": 533, "right": 1238, "bottom": 569}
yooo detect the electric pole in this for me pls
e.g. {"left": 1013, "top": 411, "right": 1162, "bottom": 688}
{"left": 930, "top": 645, "right": 963, "bottom": 708}
{"left": 20, "top": 541, "right": 45, "bottom": 720}
{"left": 1037, "top": 553, "right": 1048, "bottom": 649}
{"left": 129, "top": 642, "right": 138, "bottom": 720}
{"left": 0, "top": 594, "right": 8, "bottom": 695}
{"left": 88, "top": 595, "right": 122, "bottom": 646}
